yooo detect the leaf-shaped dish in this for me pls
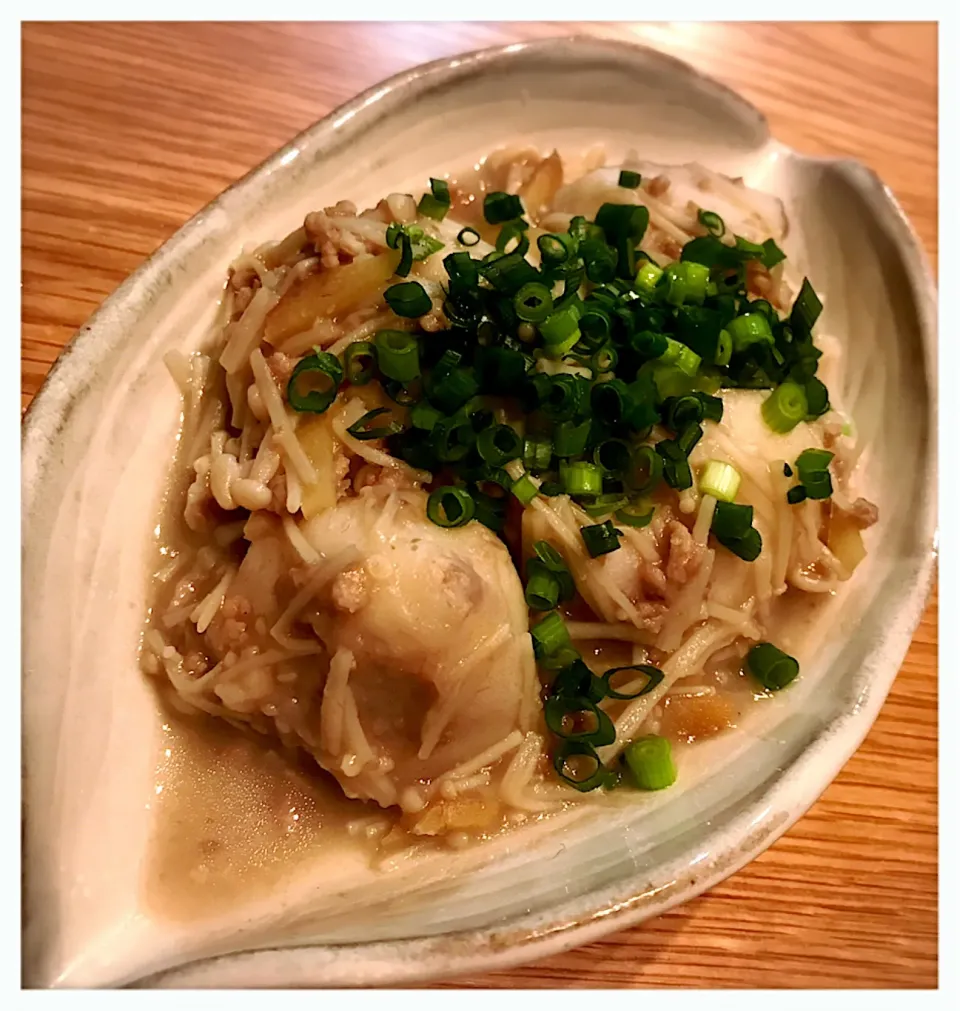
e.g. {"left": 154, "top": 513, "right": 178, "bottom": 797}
{"left": 22, "top": 36, "right": 936, "bottom": 989}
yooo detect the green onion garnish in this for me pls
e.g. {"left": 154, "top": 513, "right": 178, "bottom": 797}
{"left": 593, "top": 438, "right": 631, "bottom": 475}
{"left": 426, "top": 486, "right": 476, "bottom": 528}
{"left": 523, "top": 435, "right": 553, "bottom": 473}
{"left": 457, "top": 227, "right": 480, "bottom": 247}
{"left": 618, "top": 169, "right": 642, "bottom": 188}
{"left": 656, "top": 439, "right": 693, "bottom": 490}
{"left": 727, "top": 312, "right": 774, "bottom": 353}
{"left": 602, "top": 664, "right": 664, "bottom": 700}
{"left": 789, "top": 277, "right": 823, "bottom": 341}
{"left": 345, "top": 407, "right": 403, "bottom": 441}
{"left": 553, "top": 741, "right": 609, "bottom": 792}
{"left": 624, "top": 735, "right": 676, "bottom": 791}
{"left": 697, "top": 208, "right": 725, "bottom": 237}
{"left": 342, "top": 341, "right": 377, "bottom": 386}
{"left": 786, "top": 485, "right": 807, "bottom": 505}
{"left": 286, "top": 352, "right": 343, "bottom": 414}
{"left": 545, "top": 695, "right": 616, "bottom": 747}
{"left": 746, "top": 642, "right": 800, "bottom": 691}
{"left": 663, "top": 261, "right": 710, "bottom": 307}
{"left": 531, "top": 611, "right": 577, "bottom": 668}
{"left": 580, "top": 520, "right": 622, "bottom": 557}
{"left": 476, "top": 424, "right": 522, "bottom": 466}
{"left": 513, "top": 282, "right": 553, "bottom": 323}
{"left": 373, "top": 329, "right": 421, "bottom": 383}
{"left": 635, "top": 259, "right": 664, "bottom": 296}
{"left": 659, "top": 337, "right": 702, "bottom": 377}
{"left": 714, "top": 328, "right": 733, "bottom": 366}
{"left": 563, "top": 461, "right": 603, "bottom": 497}
{"left": 483, "top": 191, "right": 524, "bottom": 224}
{"left": 525, "top": 563, "right": 561, "bottom": 611}
{"left": 511, "top": 474, "right": 540, "bottom": 505}
{"left": 700, "top": 460, "right": 741, "bottom": 502}
{"left": 795, "top": 448, "right": 834, "bottom": 499}
{"left": 711, "top": 501, "right": 762, "bottom": 561}
{"left": 624, "top": 445, "right": 664, "bottom": 495}
{"left": 762, "top": 381, "right": 808, "bottom": 433}
{"left": 614, "top": 503, "right": 654, "bottom": 528}
{"left": 539, "top": 304, "right": 582, "bottom": 348}
{"left": 385, "top": 280, "right": 432, "bottom": 318}
{"left": 761, "top": 238, "right": 785, "bottom": 269}
{"left": 410, "top": 399, "right": 442, "bottom": 431}
{"left": 427, "top": 366, "right": 479, "bottom": 414}
{"left": 533, "top": 540, "right": 575, "bottom": 602}
{"left": 553, "top": 418, "right": 592, "bottom": 458}
{"left": 417, "top": 178, "right": 451, "bottom": 221}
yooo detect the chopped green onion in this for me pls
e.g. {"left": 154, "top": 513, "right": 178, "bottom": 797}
{"left": 677, "top": 422, "right": 703, "bottom": 456}
{"left": 712, "top": 500, "right": 754, "bottom": 540}
{"left": 287, "top": 352, "right": 343, "bottom": 414}
{"left": 538, "top": 232, "right": 577, "bottom": 265}
{"left": 417, "top": 179, "right": 451, "bottom": 221}
{"left": 540, "top": 304, "right": 582, "bottom": 347}
{"left": 746, "top": 642, "right": 800, "bottom": 691}
{"left": 514, "top": 282, "right": 554, "bottom": 323}
{"left": 697, "top": 392, "right": 724, "bottom": 423}
{"left": 635, "top": 259, "right": 664, "bottom": 296}
{"left": 624, "top": 445, "right": 664, "bottom": 495}
{"left": 761, "top": 238, "right": 786, "bottom": 269}
{"left": 545, "top": 695, "right": 616, "bottom": 747}
{"left": 663, "top": 261, "right": 710, "bottom": 306}
{"left": 563, "top": 461, "right": 603, "bottom": 497}
{"left": 700, "top": 460, "right": 741, "bottom": 502}
{"left": 382, "top": 379, "right": 421, "bottom": 407}
{"left": 531, "top": 611, "right": 578, "bottom": 669}
{"left": 789, "top": 277, "right": 823, "bottom": 341}
{"left": 663, "top": 394, "right": 704, "bottom": 432}
{"left": 786, "top": 485, "right": 808, "bottom": 505}
{"left": 697, "top": 208, "right": 725, "bottom": 237}
{"left": 523, "top": 435, "right": 553, "bottom": 473}
{"left": 804, "top": 377, "right": 830, "bottom": 418}
{"left": 659, "top": 338, "right": 702, "bottom": 377}
{"left": 537, "top": 374, "right": 584, "bottom": 421}
{"left": 601, "top": 664, "right": 664, "bottom": 700}
{"left": 533, "top": 540, "right": 575, "bottom": 601}
{"left": 595, "top": 202, "right": 650, "bottom": 280}
{"left": 614, "top": 503, "right": 654, "bottom": 528}
{"left": 484, "top": 191, "right": 524, "bottom": 224}
{"left": 511, "top": 474, "right": 540, "bottom": 505}
{"left": 624, "top": 735, "right": 676, "bottom": 790}
{"left": 711, "top": 501, "right": 762, "bottom": 561}
{"left": 795, "top": 448, "right": 834, "bottom": 500}
{"left": 630, "top": 328, "right": 669, "bottom": 360}
{"left": 426, "top": 486, "right": 475, "bottom": 528}
{"left": 374, "top": 329, "right": 420, "bottom": 382}
{"left": 590, "top": 345, "right": 618, "bottom": 376}
{"left": 427, "top": 367, "right": 479, "bottom": 414}
{"left": 580, "top": 520, "right": 622, "bottom": 558}
{"left": 497, "top": 220, "right": 530, "bottom": 256}
{"left": 593, "top": 438, "right": 632, "bottom": 475}
{"left": 618, "top": 169, "right": 642, "bottom": 188}
{"left": 429, "top": 416, "right": 474, "bottom": 462}
{"left": 410, "top": 399, "right": 442, "bottom": 431}
{"left": 525, "top": 563, "right": 561, "bottom": 611}
{"left": 457, "top": 227, "right": 480, "bottom": 246}
{"left": 727, "top": 312, "right": 774, "bottom": 353}
{"left": 385, "top": 280, "right": 431, "bottom": 318}
{"left": 656, "top": 439, "right": 693, "bottom": 490}
{"left": 553, "top": 418, "right": 592, "bottom": 458}
{"left": 342, "top": 341, "right": 377, "bottom": 385}
{"left": 346, "top": 407, "right": 403, "bottom": 441}
{"left": 476, "top": 424, "right": 522, "bottom": 466}
{"left": 762, "top": 381, "right": 808, "bottom": 434}
{"left": 479, "top": 250, "right": 540, "bottom": 295}
{"left": 553, "top": 741, "right": 609, "bottom": 792}
{"left": 714, "top": 328, "right": 733, "bottom": 366}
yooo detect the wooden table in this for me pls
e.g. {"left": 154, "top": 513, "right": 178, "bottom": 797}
{"left": 21, "top": 21, "right": 938, "bottom": 989}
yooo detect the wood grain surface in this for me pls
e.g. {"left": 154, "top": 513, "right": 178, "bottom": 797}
{"left": 21, "top": 21, "right": 938, "bottom": 989}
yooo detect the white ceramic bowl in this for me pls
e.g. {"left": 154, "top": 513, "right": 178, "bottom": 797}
{"left": 22, "top": 36, "right": 937, "bottom": 989}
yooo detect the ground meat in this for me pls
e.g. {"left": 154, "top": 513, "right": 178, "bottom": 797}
{"left": 266, "top": 350, "right": 296, "bottom": 387}
{"left": 332, "top": 565, "right": 369, "bottom": 613}
{"left": 645, "top": 174, "right": 671, "bottom": 198}
{"left": 304, "top": 210, "right": 388, "bottom": 268}
{"left": 836, "top": 496, "right": 879, "bottom": 530}
{"left": 323, "top": 199, "right": 358, "bottom": 218}
{"left": 664, "top": 520, "right": 703, "bottom": 584}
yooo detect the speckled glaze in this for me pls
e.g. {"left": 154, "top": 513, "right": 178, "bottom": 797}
{"left": 22, "top": 37, "right": 937, "bottom": 989}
